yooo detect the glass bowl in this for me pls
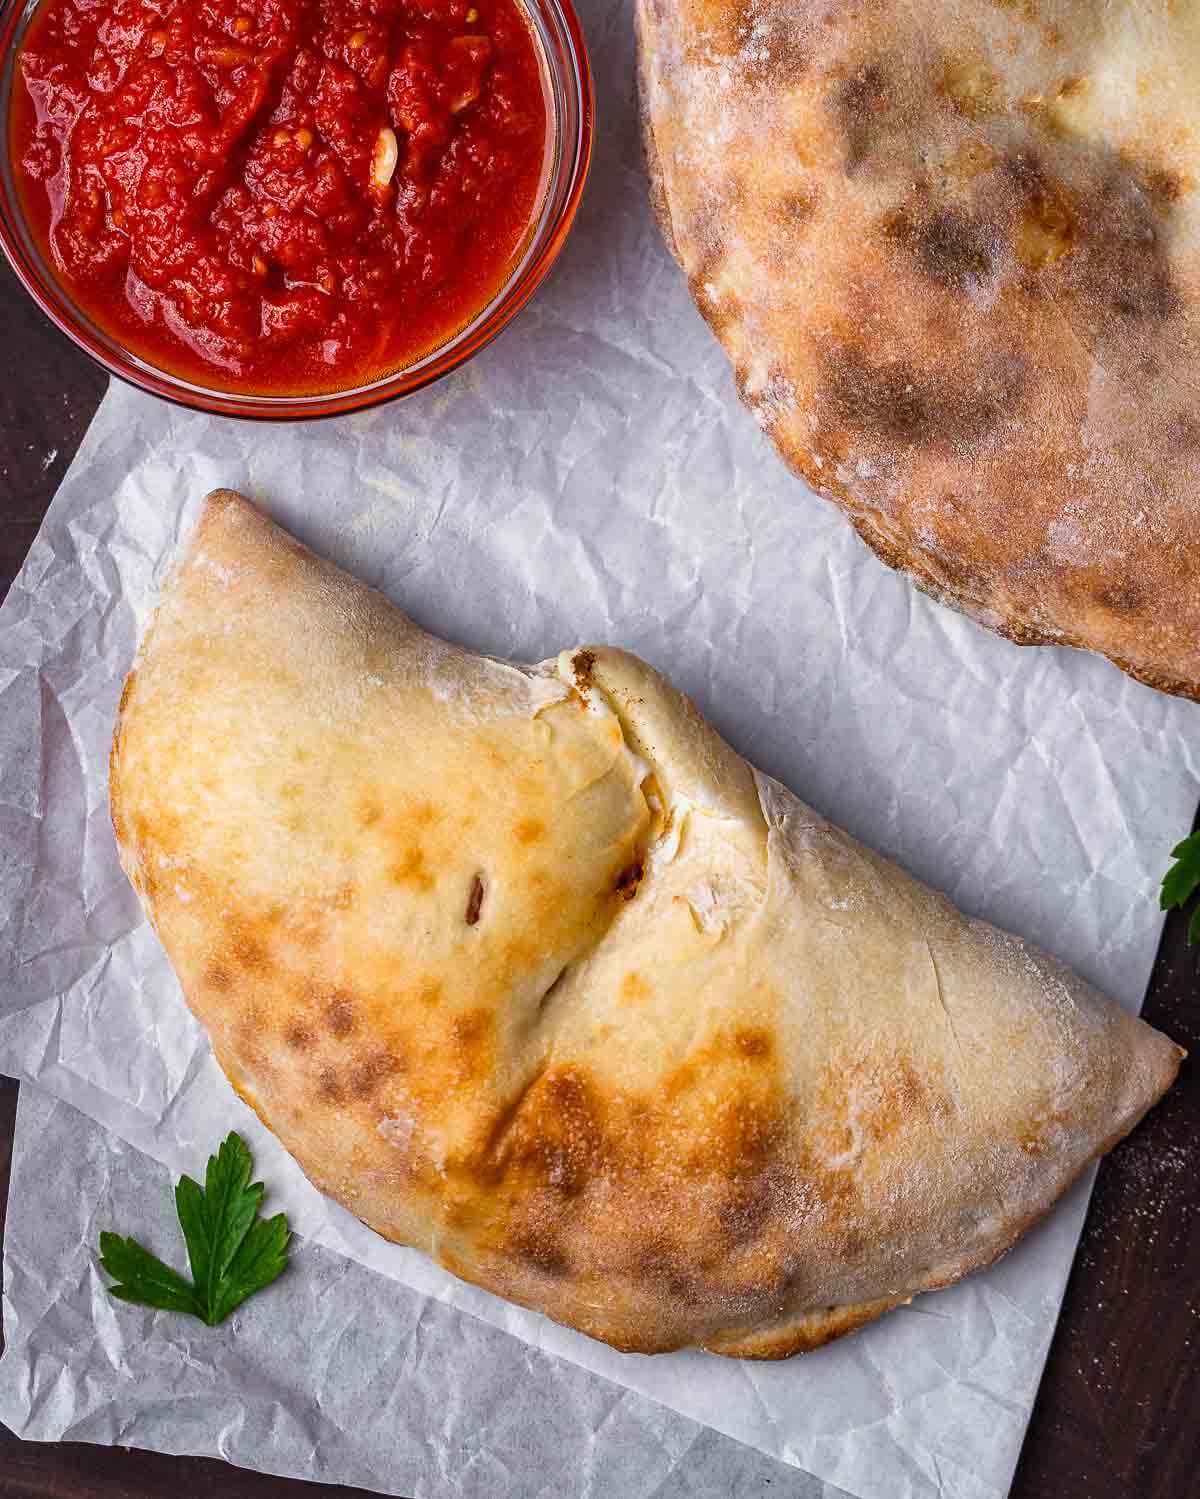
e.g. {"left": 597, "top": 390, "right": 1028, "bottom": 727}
{"left": 0, "top": 0, "right": 593, "bottom": 420}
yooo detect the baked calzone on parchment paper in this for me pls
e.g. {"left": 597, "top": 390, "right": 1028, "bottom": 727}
{"left": 109, "top": 491, "right": 1181, "bottom": 1358}
{"left": 638, "top": 0, "right": 1200, "bottom": 699}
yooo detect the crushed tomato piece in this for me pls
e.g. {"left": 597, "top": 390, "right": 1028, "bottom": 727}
{"left": 11, "top": 0, "right": 548, "bottom": 394}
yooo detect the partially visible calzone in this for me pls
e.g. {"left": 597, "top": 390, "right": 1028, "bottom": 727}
{"left": 637, "top": 0, "right": 1200, "bottom": 699}
{"left": 110, "top": 490, "right": 1182, "bottom": 1358}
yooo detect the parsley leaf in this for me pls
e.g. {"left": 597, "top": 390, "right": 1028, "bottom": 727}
{"left": 99, "top": 1233, "right": 204, "bottom": 1318}
{"left": 99, "top": 1132, "right": 290, "bottom": 1326}
{"left": 1160, "top": 829, "right": 1200, "bottom": 947}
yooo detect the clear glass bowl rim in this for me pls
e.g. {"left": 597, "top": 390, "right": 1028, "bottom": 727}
{"left": 0, "top": 0, "right": 594, "bottom": 421}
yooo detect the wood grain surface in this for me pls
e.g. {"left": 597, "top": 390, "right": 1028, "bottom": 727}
{"left": 0, "top": 255, "right": 1196, "bottom": 1499}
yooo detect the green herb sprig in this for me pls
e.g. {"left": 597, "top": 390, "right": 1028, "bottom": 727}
{"left": 99, "top": 1131, "right": 290, "bottom": 1326}
{"left": 1160, "top": 829, "right": 1200, "bottom": 947}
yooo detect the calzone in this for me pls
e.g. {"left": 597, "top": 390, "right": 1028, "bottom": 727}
{"left": 110, "top": 490, "right": 1182, "bottom": 1358}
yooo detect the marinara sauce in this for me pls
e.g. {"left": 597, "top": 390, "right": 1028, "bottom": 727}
{"left": 11, "top": 0, "right": 549, "bottom": 393}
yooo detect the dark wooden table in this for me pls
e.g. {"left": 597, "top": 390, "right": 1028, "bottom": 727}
{"left": 0, "top": 256, "right": 1197, "bottom": 1499}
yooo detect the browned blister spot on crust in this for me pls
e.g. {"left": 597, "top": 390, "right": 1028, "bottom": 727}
{"left": 317, "top": 1067, "right": 344, "bottom": 1103}
{"left": 231, "top": 1020, "right": 261, "bottom": 1076}
{"left": 883, "top": 205, "right": 994, "bottom": 289}
{"left": 653, "top": 1027, "right": 789, "bottom": 1202}
{"left": 635, "top": 1239, "right": 703, "bottom": 1303}
{"left": 390, "top": 845, "right": 435, "bottom": 891}
{"left": 1097, "top": 582, "right": 1145, "bottom": 615}
{"left": 822, "top": 342, "right": 1025, "bottom": 450}
{"left": 358, "top": 799, "right": 383, "bottom": 828}
{"left": 526, "top": 867, "right": 557, "bottom": 894}
{"left": 133, "top": 807, "right": 184, "bottom": 862}
{"left": 620, "top": 971, "right": 651, "bottom": 1004}
{"left": 676, "top": 0, "right": 799, "bottom": 73}
{"left": 1145, "top": 167, "right": 1190, "bottom": 207}
{"left": 833, "top": 64, "right": 887, "bottom": 174}
{"left": 325, "top": 993, "right": 358, "bottom": 1038}
{"left": 205, "top": 962, "right": 233, "bottom": 992}
{"left": 775, "top": 187, "right": 819, "bottom": 227}
{"left": 226, "top": 919, "right": 270, "bottom": 975}
{"left": 514, "top": 817, "right": 545, "bottom": 845}
{"left": 348, "top": 1047, "right": 403, "bottom": 1099}
{"left": 664, "top": 1018, "right": 776, "bottom": 1089}
{"left": 734, "top": 1026, "right": 773, "bottom": 1060}
{"left": 510, "top": 1228, "right": 569, "bottom": 1279}
{"left": 716, "top": 1173, "right": 777, "bottom": 1245}
{"left": 284, "top": 1023, "right": 314, "bottom": 1051}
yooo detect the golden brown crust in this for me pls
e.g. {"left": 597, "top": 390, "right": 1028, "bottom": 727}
{"left": 111, "top": 491, "right": 1183, "bottom": 1358}
{"left": 637, "top": 0, "right": 1200, "bottom": 700}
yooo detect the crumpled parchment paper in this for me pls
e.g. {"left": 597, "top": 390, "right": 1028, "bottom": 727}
{"left": 1, "top": 0, "right": 1197, "bottom": 1493}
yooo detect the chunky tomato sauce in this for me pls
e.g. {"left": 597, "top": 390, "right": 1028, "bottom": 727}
{"left": 12, "top": 0, "right": 549, "bottom": 393}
